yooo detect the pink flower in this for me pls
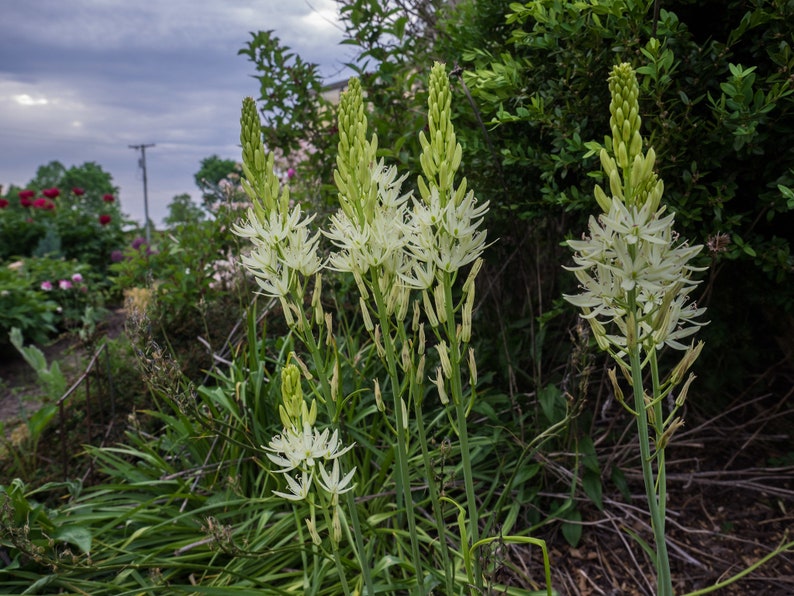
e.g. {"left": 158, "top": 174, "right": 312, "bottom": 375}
{"left": 72, "top": 187, "right": 85, "bottom": 196}
{"left": 0, "top": 199, "right": 8, "bottom": 209}
{"left": 40, "top": 280, "right": 53, "bottom": 291}
{"left": 287, "top": 167, "right": 296, "bottom": 179}
{"left": 33, "top": 197, "right": 48, "bottom": 209}
{"left": 42, "top": 187, "right": 60, "bottom": 199}
{"left": 59, "top": 279, "right": 73, "bottom": 290}
{"left": 102, "top": 193, "right": 115, "bottom": 203}
{"left": 18, "top": 189, "right": 35, "bottom": 200}
{"left": 99, "top": 214, "right": 112, "bottom": 225}
{"left": 71, "top": 273, "right": 84, "bottom": 283}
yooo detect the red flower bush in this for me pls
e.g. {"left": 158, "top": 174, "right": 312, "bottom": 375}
{"left": 98, "top": 214, "right": 112, "bottom": 225}
{"left": 42, "top": 187, "right": 60, "bottom": 199}
{"left": 102, "top": 193, "right": 115, "bottom": 203}
{"left": 19, "top": 197, "right": 33, "bottom": 207}
{"left": 18, "top": 189, "right": 35, "bottom": 201}
{"left": 0, "top": 199, "right": 8, "bottom": 209}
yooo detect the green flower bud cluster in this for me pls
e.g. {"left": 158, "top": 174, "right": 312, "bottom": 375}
{"left": 265, "top": 361, "right": 356, "bottom": 504}
{"left": 608, "top": 63, "right": 644, "bottom": 175}
{"left": 334, "top": 78, "right": 379, "bottom": 225}
{"left": 418, "top": 63, "right": 464, "bottom": 207}
{"left": 233, "top": 98, "right": 323, "bottom": 323}
{"left": 239, "top": 96, "right": 287, "bottom": 220}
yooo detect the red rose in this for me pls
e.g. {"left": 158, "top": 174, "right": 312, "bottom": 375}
{"left": 0, "top": 199, "right": 8, "bottom": 208}
{"left": 99, "top": 214, "right": 112, "bottom": 225}
{"left": 102, "top": 193, "right": 115, "bottom": 203}
{"left": 72, "top": 187, "right": 85, "bottom": 196}
{"left": 42, "top": 187, "right": 60, "bottom": 199}
{"left": 18, "top": 189, "right": 35, "bottom": 200}
{"left": 20, "top": 197, "right": 33, "bottom": 207}
{"left": 33, "top": 197, "right": 48, "bottom": 209}
{"left": 44, "top": 199, "right": 56, "bottom": 210}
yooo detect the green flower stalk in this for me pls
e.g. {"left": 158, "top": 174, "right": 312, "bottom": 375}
{"left": 565, "top": 62, "right": 708, "bottom": 596}
{"left": 325, "top": 74, "right": 428, "bottom": 587}
{"left": 411, "top": 61, "right": 489, "bottom": 592}
{"left": 234, "top": 98, "right": 371, "bottom": 594}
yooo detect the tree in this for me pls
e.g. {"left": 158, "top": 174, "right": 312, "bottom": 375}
{"left": 194, "top": 155, "right": 240, "bottom": 211}
{"left": 164, "top": 193, "right": 206, "bottom": 228}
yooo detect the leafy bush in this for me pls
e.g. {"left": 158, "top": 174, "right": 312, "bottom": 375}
{"left": 0, "top": 263, "right": 57, "bottom": 347}
{"left": 110, "top": 205, "right": 253, "bottom": 380}
{"left": 443, "top": 0, "right": 794, "bottom": 389}
{"left": 0, "top": 161, "right": 128, "bottom": 277}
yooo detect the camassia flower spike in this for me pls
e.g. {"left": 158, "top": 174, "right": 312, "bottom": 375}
{"left": 233, "top": 97, "right": 323, "bottom": 319}
{"left": 564, "top": 63, "right": 707, "bottom": 363}
{"left": 564, "top": 62, "right": 709, "bottom": 596}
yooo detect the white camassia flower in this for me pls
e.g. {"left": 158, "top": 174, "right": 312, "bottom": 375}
{"left": 402, "top": 187, "right": 489, "bottom": 288}
{"left": 234, "top": 204, "right": 323, "bottom": 299}
{"left": 272, "top": 470, "right": 313, "bottom": 502}
{"left": 317, "top": 459, "right": 357, "bottom": 498}
{"left": 324, "top": 162, "right": 412, "bottom": 281}
{"left": 264, "top": 422, "right": 355, "bottom": 473}
{"left": 565, "top": 195, "right": 706, "bottom": 353}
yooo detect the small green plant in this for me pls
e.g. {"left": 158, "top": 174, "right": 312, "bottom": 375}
{"left": 3, "top": 328, "right": 65, "bottom": 479}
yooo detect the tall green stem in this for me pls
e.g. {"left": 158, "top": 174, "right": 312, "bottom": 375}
{"left": 370, "top": 276, "right": 425, "bottom": 591}
{"left": 442, "top": 274, "right": 482, "bottom": 592}
{"left": 406, "top": 321, "right": 454, "bottom": 593}
{"left": 627, "top": 300, "right": 673, "bottom": 596}
{"left": 291, "top": 289, "right": 375, "bottom": 595}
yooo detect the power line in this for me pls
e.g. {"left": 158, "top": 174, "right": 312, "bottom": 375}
{"left": 129, "top": 143, "right": 155, "bottom": 243}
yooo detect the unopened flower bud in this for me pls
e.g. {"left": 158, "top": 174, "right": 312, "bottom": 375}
{"left": 360, "top": 297, "right": 374, "bottom": 331}
{"left": 435, "top": 342, "right": 452, "bottom": 378}
{"left": 434, "top": 283, "right": 448, "bottom": 324}
{"left": 325, "top": 312, "right": 334, "bottom": 346}
{"left": 374, "top": 324, "right": 385, "bottom": 358}
{"left": 467, "top": 347, "right": 478, "bottom": 387}
{"left": 374, "top": 379, "right": 384, "bottom": 412}
{"left": 422, "top": 290, "right": 439, "bottom": 327}
{"left": 330, "top": 359, "right": 340, "bottom": 402}
{"left": 312, "top": 273, "right": 324, "bottom": 325}
{"left": 675, "top": 373, "right": 696, "bottom": 407}
{"left": 463, "top": 258, "right": 483, "bottom": 295}
{"left": 607, "top": 367, "right": 625, "bottom": 406}
{"left": 658, "top": 416, "right": 684, "bottom": 449}
{"left": 434, "top": 367, "right": 449, "bottom": 405}
{"left": 415, "top": 354, "right": 425, "bottom": 385}
{"left": 306, "top": 517, "right": 322, "bottom": 546}
{"left": 670, "top": 341, "right": 704, "bottom": 385}
{"left": 412, "top": 299, "right": 421, "bottom": 332}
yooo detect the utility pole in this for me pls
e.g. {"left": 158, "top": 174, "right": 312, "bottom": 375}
{"left": 129, "top": 143, "right": 155, "bottom": 243}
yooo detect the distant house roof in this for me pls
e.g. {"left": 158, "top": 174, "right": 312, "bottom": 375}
{"left": 321, "top": 79, "right": 349, "bottom": 105}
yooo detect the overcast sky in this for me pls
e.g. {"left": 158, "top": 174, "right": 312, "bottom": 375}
{"left": 0, "top": 0, "right": 352, "bottom": 227}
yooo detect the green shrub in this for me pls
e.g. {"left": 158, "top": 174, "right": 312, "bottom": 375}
{"left": 0, "top": 263, "right": 57, "bottom": 347}
{"left": 0, "top": 161, "right": 129, "bottom": 277}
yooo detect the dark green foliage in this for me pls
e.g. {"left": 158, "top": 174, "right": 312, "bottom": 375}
{"left": 434, "top": 0, "right": 794, "bottom": 392}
